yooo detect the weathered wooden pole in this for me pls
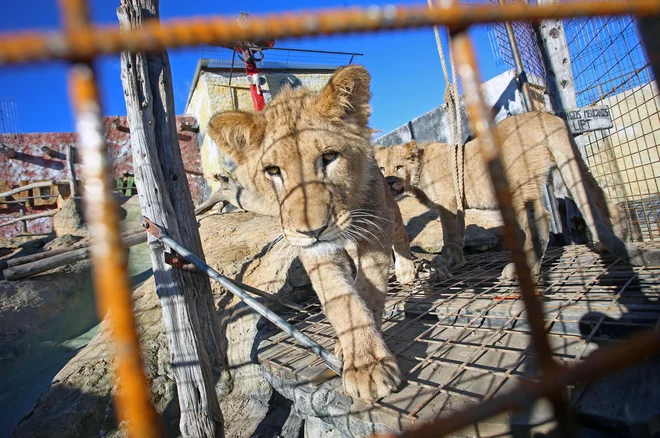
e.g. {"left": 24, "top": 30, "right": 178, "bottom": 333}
{"left": 117, "top": 0, "right": 224, "bottom": 436}
{"left": 66, "top": 145, "right": 78, "bottom": 197}
{"left": 534, "top": 0, "right": 579, "bottom": 116}
{"left": 534, "top": 0, "right": 587, "bottom": 244}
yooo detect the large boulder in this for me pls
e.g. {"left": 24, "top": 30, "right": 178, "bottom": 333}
{"left": 397, "top": 195, "right": 502, "bottom": 255}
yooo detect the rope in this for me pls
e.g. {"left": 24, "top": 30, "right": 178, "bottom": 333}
{"left": 427, "top": 0, "right": 465, "bottom": 246}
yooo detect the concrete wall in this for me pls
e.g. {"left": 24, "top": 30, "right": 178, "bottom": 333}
{"left": 0, "top": 116, "right": 206, "bottom": 238}
{"left": 187, "top": 68, "right": 335, "bottom": 194}
{"left": 375, "top": 70, "right": 546, "bottom": 146}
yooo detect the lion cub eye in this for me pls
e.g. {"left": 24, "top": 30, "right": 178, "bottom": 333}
{"left": 264, "top": 166, "right": 281, "bottom": 177}
{"left": 379, "top": 167, "right": 385, "bottom": 172}
{"left": 395, "top": 165, "right": 404, "bottom": 171}
{"left": 321, "top": 151, "right": 339, "bottom": 166}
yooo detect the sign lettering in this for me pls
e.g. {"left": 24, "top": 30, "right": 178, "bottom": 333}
{"left": 555, "top": 105, "right": 613, "bottom": 134}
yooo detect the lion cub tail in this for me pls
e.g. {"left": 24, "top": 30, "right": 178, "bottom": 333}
{"left": 546, "top": 118, "right": 660, "bottom": 266}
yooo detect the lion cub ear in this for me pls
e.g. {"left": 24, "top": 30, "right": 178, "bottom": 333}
{"left": 317, "top": 65, "right": 371, "bottom": 126}
{"left": 405, "top": 140, "right": 420, "bottom": 160}
{"left": 207, "top": 111, "right": 264, "bottom": 165}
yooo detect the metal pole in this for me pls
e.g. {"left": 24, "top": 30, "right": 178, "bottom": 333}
{"left": 142, "top": 216, "right": 343, "bottom": 376}
{"left": 499, "top": 0, "right": 535, "bottom": 111}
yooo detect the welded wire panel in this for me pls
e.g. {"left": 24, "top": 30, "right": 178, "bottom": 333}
{"left": 258, "top": 245, "right": 660, "bottom": 434}
{"left": 463, "top": 0, "right": 547, "bottom": 91}
{"left": 0, "top": 97, "right": 20, "bottom": 134}
{"left": 564, "top": 15, "right": 660, "bottom": 242}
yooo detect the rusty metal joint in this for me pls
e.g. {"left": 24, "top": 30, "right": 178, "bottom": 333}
{"left": 164, "top": 251, "right": 198, "bottom": 272}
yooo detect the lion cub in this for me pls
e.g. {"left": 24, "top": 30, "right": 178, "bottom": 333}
{"left": 206, "top": 66, "right": 415, "bottom": 402}
{"left": 375, "top": 111, "right": 660, "bottom": 279}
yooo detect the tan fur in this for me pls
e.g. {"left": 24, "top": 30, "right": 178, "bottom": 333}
{"left": 206, "top": 66, "right": 417, "bottom": 401}
{"left": 375, "top": 111, "right": 659, "bottom": 279}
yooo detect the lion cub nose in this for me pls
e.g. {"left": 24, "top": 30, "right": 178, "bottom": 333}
{"left": 385, "top": 176, "right": 398, "bottom": 187}
{"left": 296, "top": 224, "right": 328, "bottom": 239}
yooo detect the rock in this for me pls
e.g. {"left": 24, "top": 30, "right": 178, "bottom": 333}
{"left": 397, "top": 195, "right": 502, "bottom": 254}
{"left": 53, "top": 198, "right": 85, "bottom": 237}
{"left": 572, "top": 359, "right": 660, "bottom": 437}
{"left": 264, "top": 368, "right": 395, "bottom": 438}
{"left": 42, "top": 234, "right": 87, "bottom": 251}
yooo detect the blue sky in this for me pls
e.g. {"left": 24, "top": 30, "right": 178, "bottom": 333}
{"left": 0, "top": 0, "right": 501, "bottom": 135}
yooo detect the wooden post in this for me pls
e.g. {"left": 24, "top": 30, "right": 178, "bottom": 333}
{"left": 19, "top": 203, "right": 27, "bottom": 234}
{"left": 66, "top": 145, "right": 78, "bottom": 197}
{"left": 117, "top": 1, "right": 224, "bottom": 436}
{"left": 534, "top": 0, "right": 584, "bottom": 245}
{"left": 534, "top": 0, "right": 579, "bottom": 116}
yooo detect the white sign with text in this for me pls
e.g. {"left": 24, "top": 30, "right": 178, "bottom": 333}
{"left": 555, "top": 105, "right": 613, "bottom": 134}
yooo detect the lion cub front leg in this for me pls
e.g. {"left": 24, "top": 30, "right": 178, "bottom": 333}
{"left": 300, "top": 250, "right": 400, "bottom": 402}
{"left": 436, "top": 204, "right": 466, "bottom": 270}
{"left": 385, "top": 187, "right": 416, "bottom": 284}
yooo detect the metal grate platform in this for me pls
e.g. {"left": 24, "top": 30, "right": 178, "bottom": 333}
{"left": 257, "top": 245, "right": 660, "bottom": 433}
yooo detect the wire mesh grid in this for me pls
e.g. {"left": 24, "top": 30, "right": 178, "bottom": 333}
{"left": 0, "top": 97, "right": 20, "bottom": 134}
{"left": 562, "top": 16, "right": 660, "bottom": 242}
{"left": 488, "top": 3, "right": 545, "bottom": 80}
{"left": 460, "top": 0, "right": 547, "bottom": 96}
{"left": 258, "top": 245, "right": 660, "bottom": 433}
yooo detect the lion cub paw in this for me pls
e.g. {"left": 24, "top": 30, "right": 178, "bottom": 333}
{"left": 343, "top": 355, "right": 401, "bottom": 402}
{"left": 500, "top": 262, "right": 517, "bottom": 280}
{"left": 500, "top": 262, "right": 542, "bottom": 280}
{"left": 417, "top": 258, "right": 452, "bottom": 282}
{"left": 395, "top": 257, "right": 416, "bottom": 285}
{"left": 441, "top": 242, "right": 466, "bottom": 269}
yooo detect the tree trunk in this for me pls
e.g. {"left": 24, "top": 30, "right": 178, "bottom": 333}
{"left": 117, "top": 1, "right": 224, "bottom": 436}
{"left": 4, "top": 230, "right": 144, "bottom": 268}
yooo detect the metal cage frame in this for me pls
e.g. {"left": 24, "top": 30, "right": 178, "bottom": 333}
{"left": 1, "top": 1, "right": 659, "bottom": 437}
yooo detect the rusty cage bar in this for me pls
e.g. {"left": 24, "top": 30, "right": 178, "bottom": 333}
{"left": 1, "top": 0, "right": 658, "bottom": 436}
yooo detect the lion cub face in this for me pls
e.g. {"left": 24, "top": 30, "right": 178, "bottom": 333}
{"left": 208, "top": 66, "right": 375, "bottom": 254}
{"left": 373, "top": 140, "right": 421, "bottom": 198}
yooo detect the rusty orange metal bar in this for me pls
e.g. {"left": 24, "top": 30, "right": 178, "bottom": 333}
{"left": 451, "top": 28, "right": 577, "bottom": 437}
{"left": 61, "top": 0, "right": 162, "bottom": 437}
{"left": 451, "top": 28, "right": 554, "bottom": 372}
{"left": 0, "top": 0, "right": 658, "bottom": 65}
